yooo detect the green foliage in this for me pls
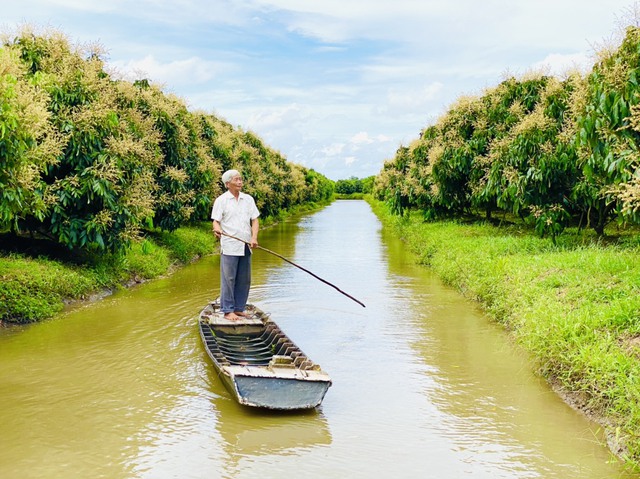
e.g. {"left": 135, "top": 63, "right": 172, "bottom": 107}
{"left": 374, "top": 145, "right": 413, "bottom": 215}
{"left": 360, "top": 176, "right": 375, "bottom": 194}
{"left": 151, "top": 224, "right": 214, "bottom": 264}
{"left": 119, "top": 239, "right": 172, "bottom": 279}
{"left": 374, "top": 24, "right": 640, "bottom": 238}
{"left": 304, "top": 168, "right": 335, "bottom": 202}
{"left": 573, "top": 26, "right": 640, "bottom": 233}
{"left": 482, "top": 77, "right": 580, "bottom": 236}
{"left": 0, "top": 44, "right": 61, "bottom": 231}
{"left": 529, "top": 203, "right": 571, "bottom": 244}
{"left": 0, "top": 253, "right": 96, "bottom": 322}
{"left": 0, "top": 27, "right": 332, "bottom": 255}
{"left": 335, "top": 176, "right": 369, "bottom": 194}
{"left": 430, "top": 96, "right": 485, "bottom": 215}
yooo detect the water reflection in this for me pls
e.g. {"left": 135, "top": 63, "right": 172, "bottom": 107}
{"left": 212, "top": 400, "right": 332, "bottom": 478}
{"left": 217, "top": 410, "right": 331, "bottom": 456}
{"left": 379, "top": 223, "right": 633, "bottom": 478}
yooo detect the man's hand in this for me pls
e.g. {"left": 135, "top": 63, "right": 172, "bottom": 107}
{"left": 213, "top": 220, "right": 222, "bottom": 238}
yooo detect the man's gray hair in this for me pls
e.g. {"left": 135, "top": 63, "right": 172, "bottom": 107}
{"left": 222, "top": 169, "right": 241, "bottom": 185}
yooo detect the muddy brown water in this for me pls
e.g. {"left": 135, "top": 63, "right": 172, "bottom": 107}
{"left": 0, "top": 200, "right": 637, "bottom": 478}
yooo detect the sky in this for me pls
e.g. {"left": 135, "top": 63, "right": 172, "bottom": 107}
{"left": 2, "top": 1, "right": 637, "bottom": 180}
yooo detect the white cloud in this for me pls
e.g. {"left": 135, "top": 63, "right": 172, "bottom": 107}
{"left": 110, "top": 55, "right": 228, "bottom": 89}
{"left": 246, "top": 104, "right": 307, "bottom": 130}
{"left": 322, "top": 143, "right": 345, "bottom": 156}
{"left": 386, "top": 82, "right": 444, "bottom": 113}
{"left": 350, "top": 132, "right": 374, "bottom": 145}
{"left": 532, "top": 52, "right": 595, "bottom": 76}
{"left": 349, "top": 132, "right": 393, "bottom": 146}
{"left": 36, "top": 0, "right": 116, "bottom": 13}
{"left": 251, "top": 0, "right": 629, "bottom": 50}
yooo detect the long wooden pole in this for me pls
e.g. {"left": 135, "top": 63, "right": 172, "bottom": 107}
{"left": 219, "top": 231, "right": 366, "bottom": 308}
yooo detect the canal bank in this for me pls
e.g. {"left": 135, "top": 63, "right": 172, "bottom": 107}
{"left": 0, "top": 223, "right": 216, "bottom": 324}
{"left": 368, "top": 198, "right": 640, "bottom": 469}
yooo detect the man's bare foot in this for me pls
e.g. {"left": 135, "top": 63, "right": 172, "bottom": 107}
{"left": 234, "top": 311, "right": 248, "bottom": 317}
{"left": 224, "top": 312, "right": 241, "bottom": 320}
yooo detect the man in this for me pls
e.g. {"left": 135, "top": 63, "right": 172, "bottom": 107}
{"left": 211, "top": 169, "right": 260, "bottom": 320}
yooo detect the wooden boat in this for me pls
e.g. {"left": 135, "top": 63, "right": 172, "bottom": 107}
{"left": 198, "top": 300, "right": 332, "bottom": 410}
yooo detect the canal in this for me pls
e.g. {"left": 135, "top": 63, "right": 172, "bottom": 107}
{"left": 0, "top": 200, "right": 635, "bottom": 478}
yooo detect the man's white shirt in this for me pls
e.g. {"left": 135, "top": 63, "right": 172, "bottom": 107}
{"left": 211, "top": 191, "right": 260, "bottom": 256}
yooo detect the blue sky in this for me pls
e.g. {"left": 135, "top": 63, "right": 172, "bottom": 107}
{"left": 2, "top": 1, "right": 636, "bottom": 180}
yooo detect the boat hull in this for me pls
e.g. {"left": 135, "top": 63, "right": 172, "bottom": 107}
{"left": 229, "top": 375, "right": 331, "bottom": 410}
{"left": 199, "top": 301, "right": 331, "bottom": 410}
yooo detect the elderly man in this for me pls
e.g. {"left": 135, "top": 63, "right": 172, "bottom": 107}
{"left": 211, "top": 169, "right": 260, "bottom": 320}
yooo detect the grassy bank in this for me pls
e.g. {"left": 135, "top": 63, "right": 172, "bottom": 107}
{"left": 369, "top": 199, "right": 640, "bottom": 468}
{"left": 0, "top": 223, "right": 216, "bottom": 324}
{"left": 0, "top": 200, "right": 331, "bottom": 325}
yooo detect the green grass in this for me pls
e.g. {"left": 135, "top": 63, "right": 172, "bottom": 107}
{"left": 149, "top": 223, "right": 214, "bottom": 264}
{"left": 369, "top": 200, "right": 640, "bottom": 468}
{"left": 0, "top": 224, "right": 217, "bottom": 324}
{"left": 0, "top": 255, "right": 97, "bottom": 320}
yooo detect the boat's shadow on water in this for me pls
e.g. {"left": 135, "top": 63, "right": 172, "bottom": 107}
{"left": 211, "top": 393, "right": 333, "bottom": 466}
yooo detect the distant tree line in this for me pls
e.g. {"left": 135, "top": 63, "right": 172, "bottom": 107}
{"left": 0, "top": 27, "right": 334, "bottom": 253}
{"left": 374, "top": 25, "right": 640, "bottom": 241}
{"left": 334, "top": 176, "right": 374, "bottom": 195}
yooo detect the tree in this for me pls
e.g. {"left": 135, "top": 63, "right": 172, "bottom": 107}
{"left": 572, "top": 26, "right": 640, "bottom": 234}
